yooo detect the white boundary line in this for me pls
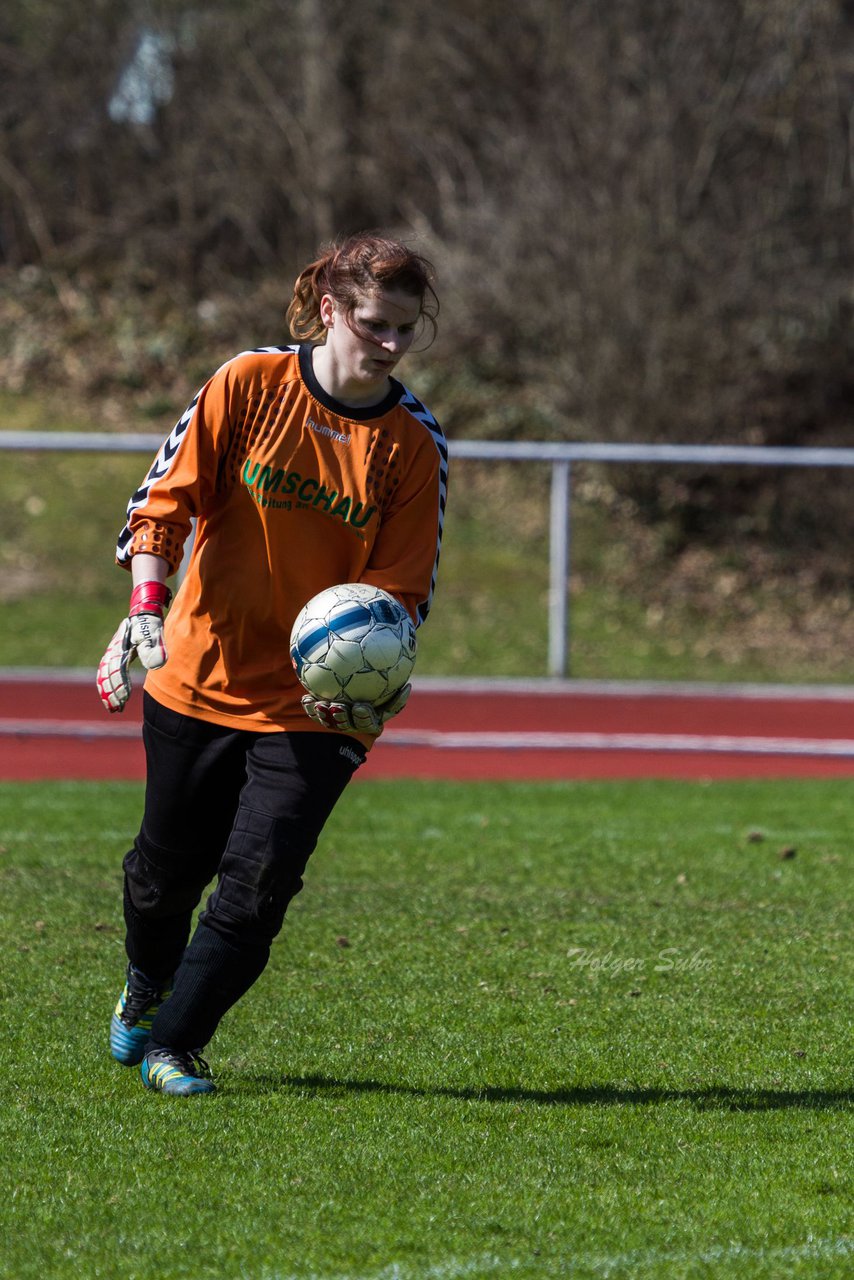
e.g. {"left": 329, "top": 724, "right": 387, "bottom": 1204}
{"left": 0, "top": 719, "right": 140, "bottom": 739}
{"left": 4, "top": 718, "right": 854, "bottom": 759}
{"left": 380, "top": 729, "right": 854, "bottom": 757}
{"left": 261, "top": 1233, "right": 852, "bottom": 1280}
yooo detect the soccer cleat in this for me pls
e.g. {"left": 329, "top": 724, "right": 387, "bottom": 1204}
{"left": 110, "top": 964, "right": 172, "bottom": 1066}
{"left": 140, "top": 1047, "right": 216, "bottom": 1096}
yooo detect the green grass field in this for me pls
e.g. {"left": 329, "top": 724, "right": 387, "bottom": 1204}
{"left": 1, "top": 777, "right": 850, "bottom": 1279}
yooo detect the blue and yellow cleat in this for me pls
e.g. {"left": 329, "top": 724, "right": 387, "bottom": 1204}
{"left": 141, "top": 1047, "right": 216, "bottom": 1096}
{"left": 110, "top": 965, "right": 172, "bottom": 1066}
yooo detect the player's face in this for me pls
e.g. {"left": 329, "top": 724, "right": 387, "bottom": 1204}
{"left": 320, "top": 287, "right": 422, "bottom": 398}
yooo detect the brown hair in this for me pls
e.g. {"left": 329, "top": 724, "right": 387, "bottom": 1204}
{"left": 287, "top": 232, "right": 439, "bottom": 347}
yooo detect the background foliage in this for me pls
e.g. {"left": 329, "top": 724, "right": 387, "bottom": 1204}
{"left": 1, "top": 0, "right": 853, "bottom": 602}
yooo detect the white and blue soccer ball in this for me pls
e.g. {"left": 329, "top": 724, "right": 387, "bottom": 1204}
{"left": 289, "top": 582, "right": 417, "bottom": 704}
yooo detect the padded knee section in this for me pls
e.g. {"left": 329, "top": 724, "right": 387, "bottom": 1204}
{"left": 201, "top": 806, "right": 314, "bottom": 945}
{"left": 123, "top": 836, "right": 211, "bottom": 920}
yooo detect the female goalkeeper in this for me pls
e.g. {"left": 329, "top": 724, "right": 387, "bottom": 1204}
{"left": 96, "top": 232, "right": 448, "bottom": 1096}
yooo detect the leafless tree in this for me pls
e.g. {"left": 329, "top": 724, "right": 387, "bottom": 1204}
{"left": 1, "top": 0, "right": 853, "bottom": 567}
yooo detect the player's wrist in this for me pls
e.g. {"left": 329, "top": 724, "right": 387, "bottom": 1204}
{"left": 129, "top": 581, "right": 172, "bottom": 617}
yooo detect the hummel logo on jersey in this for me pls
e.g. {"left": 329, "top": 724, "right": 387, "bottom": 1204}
{"left": 307, "top": 416, "right": 350, "bottom": 445}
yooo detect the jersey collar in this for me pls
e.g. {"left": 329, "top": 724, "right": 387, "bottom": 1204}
{"left": 299, "top": 344, "right": 404, "bottom": 420}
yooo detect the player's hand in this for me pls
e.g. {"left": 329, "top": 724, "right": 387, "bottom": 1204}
{"left": 96, "top": 581, "right": 172, "bottom": 713}
{"left": 300, "top": 684, "right": 411, "bottom": 736}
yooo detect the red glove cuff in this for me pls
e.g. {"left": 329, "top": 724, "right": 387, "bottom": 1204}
{"left": 129, "top": 581, "right": 172, "bottom": 617}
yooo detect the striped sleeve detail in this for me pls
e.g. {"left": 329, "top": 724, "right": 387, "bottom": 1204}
{"left": 398, "top": 387, "right": 449, "bottom": 626}
{"left": 116, "top": 391, "right": 200, "bottom": 566}
{"left": 116, "top": 345, "right": 299, "bottom": 566}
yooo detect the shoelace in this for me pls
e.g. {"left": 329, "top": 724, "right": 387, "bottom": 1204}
{"left": 121, "top": 971, "right": 167, "bottom": 1023}
{"left": 159, "top": 1049, "right": 211, "bottom": 1079}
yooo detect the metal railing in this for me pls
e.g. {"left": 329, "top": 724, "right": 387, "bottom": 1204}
{"left": 3, "top": 430, "right": 854, "bottom": 676}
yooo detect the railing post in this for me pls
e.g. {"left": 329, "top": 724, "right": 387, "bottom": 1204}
{"left": 548, "top": 459, "right": 571, "bottom": 678}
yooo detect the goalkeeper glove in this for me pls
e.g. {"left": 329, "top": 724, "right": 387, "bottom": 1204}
{"left": 96, "top": 581, "right": 172, "bottom": 713}
{"left": 300, "top": 684, "right": 411, "bottom": 736}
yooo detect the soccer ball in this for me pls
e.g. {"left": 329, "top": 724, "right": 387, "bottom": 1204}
{"left": 289, "top": 582, "right": 417, "bottom": 705}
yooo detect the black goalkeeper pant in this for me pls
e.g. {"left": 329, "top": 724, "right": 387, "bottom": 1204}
{"left": 121, "top": 692, "right": 367, "bottom": 1052}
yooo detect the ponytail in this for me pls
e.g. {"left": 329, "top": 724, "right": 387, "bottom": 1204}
{"left": 287, "top": 258, "right": 330, "bottom": 342}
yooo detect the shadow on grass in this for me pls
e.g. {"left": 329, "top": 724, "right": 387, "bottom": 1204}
{"left": 234, "top": 1073, "right": 852, "bottom": 1111}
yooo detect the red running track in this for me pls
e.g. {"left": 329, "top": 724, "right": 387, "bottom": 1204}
{"left": 2, "top": 672, "right": 854, "bottom": 781}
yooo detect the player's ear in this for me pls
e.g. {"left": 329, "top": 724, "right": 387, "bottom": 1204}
{"left": 319, "top": 294, "right": 336, "bottom": 330}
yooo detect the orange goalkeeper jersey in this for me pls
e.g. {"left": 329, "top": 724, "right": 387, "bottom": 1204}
{"left": 116, "top": 344, "right": 448, "bottom": 740}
